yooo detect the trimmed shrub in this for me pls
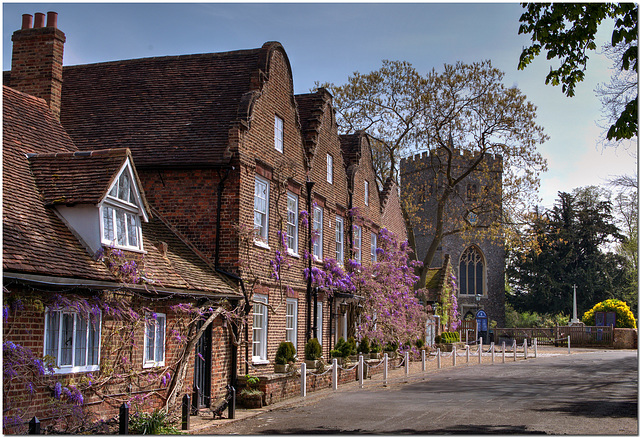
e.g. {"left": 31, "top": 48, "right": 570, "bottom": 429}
{"left": 357, "top": 337, "right": 370, "bottom": 354}
{"left": 582, "top": 299, "right": 637, "bottom": 328}
{"left": 370, "top": 339, "right": 382, "bottom": 353}
{"left": 275, "top": 341, "right": 296, "bottom": 365}
{"left": 305, "top": 338, "right": 322, "bottom": 360}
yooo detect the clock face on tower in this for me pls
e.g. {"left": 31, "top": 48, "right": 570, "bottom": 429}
{"left": 466, "top": 211, "right": 478, "bottom": 226}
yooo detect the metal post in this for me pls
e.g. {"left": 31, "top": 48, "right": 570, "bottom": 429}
{"left": 491, "top": 342, "right": 495, "bottom": 364}
{"left": 513, "top": 339, "right": 517, "bottom": 361}
{"left": 332, "top": 358, "right": 338, "bottom": 391}
{"left": 437, "top": 348, "right": 441, "bottom": 369}
{"left": 405, "top": 351, "right": 410, "bottom": 377}
{"left": 383, "top": 353, "right": 388, "bottom": 386}
{"left": 119, "top": 403, "right": 129, "bottom": 435}
{"left": 524, "top": 339, "right": 528, "bottom": 359}
{"left": 568, "top": 335, "right": 571, "bottom": 354}
{"left": 228, "top": 386, "right": 236, "bottom": 419}
{"left": 466, "top": 345, "right": 470, "bottom": 363}
{"left": 452, "top": 346, "right": 457, "bottom": 366}
{"left": 478, "top": 337, "right": 483, "bottom": 364}
{"left": 181, "top": 394, "right": 190, "bottom": 431}
{"left": 28, "top": 417, "right": 40, "bottom": 435}
{"left": 358, "top": 355, "right": 364, "bottom": 388}
{"left": 421, "top": 349, "right": 426, "bottom": 372}
{"left": 301, "top": 362, "right": 307, "bottom": 396}
{"left": 534, "top": 338, "right": 538, "bottom": 358}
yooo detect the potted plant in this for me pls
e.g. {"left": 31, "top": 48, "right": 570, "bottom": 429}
{"left": 330, "top": 337, "right": 348, "bottom": 364}
{"left": 369, "top": 339, "right": 382, "bottom": 359}
{"left": 357, "top": 337, "right": 370, "bottom": 359}
{"left": 304, "top": 338, "right": 322, "bottom": 369}
{"left": 239, "top": 374, "right": 263, "bottom": 408}
{"left": 274, "top": 341, "right": 296, "bottom": 373}
{"left": 383, "top": 341, "right": 398, "bottom": 359}
{"left": 347, "top": 337, "right": 358, "bottom": 361}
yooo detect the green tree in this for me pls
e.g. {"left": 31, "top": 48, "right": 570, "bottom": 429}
{"left": 507, "top": 187, "right": 630, "bottom": 315}
{"left": 320, "top": 60, "right": 548, "bottom": 287}
{"left": 518, "top": 3, "right": 638, "bottom": 141}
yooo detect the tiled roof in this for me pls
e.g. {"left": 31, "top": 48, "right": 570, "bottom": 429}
{"left": 59, "top": 42, "right": 287, "bottom": 168}
{"left": 28, "top": 149, "right": 130, "bottom": 206}
{"left": 295, "top": 89, "right": 331, "bottom": 159}
{"left": 3, "top": 86, "right": 238, "bottom": 297}
{"left": 339, "top": 131, "right": 366, "bottom": 168}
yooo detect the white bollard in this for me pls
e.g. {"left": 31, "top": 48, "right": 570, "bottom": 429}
{"left": 513, "top": 339, "right": 517, "bottom": 361}
{"left": 421, "top": 349, "right": 426, "bottom": 372}
{"left": 524, "top": 339, "right": 528, "bottom": 359}
{"left": 358, "top": 355, "right": 364, "bottom": 388}
{"left": 383, "top": 353, "right": 388, "bottom": 386}
{"left": 478, "top": 337, "right": 483, "bottom": 364}
{"left": 534, "top": 338, "right": 538, "bottom": 358}
{"left": 491, "top": 342, "right": 495, "bottom": 364}
{"left": 301, "top": 362, "right": 307, "bottom": 397}
{"left": 452, "top": 346, "right": 457, "bottom": 366}
{"left": 568, "top": 335, "right": 571, "bottom": 354}
{"left": 437, "top": 348, "right": 441, "bottom": 369}
{"left": 502, "top": 342, "right": 505, "bottom": 363}
{"left": 466, "top": 345, "right": 470, "bottom": 363}
{"left": 405, "top": 351, "right": 410, "bottom": 378}
{"left": 332, "top": 358, "right": 338, "bottom": 391}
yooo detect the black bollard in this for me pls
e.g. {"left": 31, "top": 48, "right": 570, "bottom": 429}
{"left": 228, "top": 386, "right": 236, "bottom": 419}
{"left": 28, "top": 416, "right": 40, "bottom": 435}
{"left": 119, "top": 403, "right": 129, "bottom": 435}
{"left": 182, "top": 394, "right": 190, "bottom": 431}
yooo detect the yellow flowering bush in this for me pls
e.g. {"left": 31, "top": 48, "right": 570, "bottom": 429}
{"left": 582, "top": 299, "right": 637, "bottom": 329}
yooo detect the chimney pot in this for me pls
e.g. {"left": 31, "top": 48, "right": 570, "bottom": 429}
{"left": 21, "top": 14, "right": 33, "bottom": 30}
{"left": 46, "top": 11, "right": 58, "bottom": 28}
{"left": 34, "top": 12, "right": 45, "bottom": 28}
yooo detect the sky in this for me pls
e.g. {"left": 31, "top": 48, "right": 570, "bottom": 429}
{"left": 3, "top": 2, "right": 637, "bottom": 208}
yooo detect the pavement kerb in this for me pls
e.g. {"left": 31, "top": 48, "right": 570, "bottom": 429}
{"left": 187, "top": 345, "right": 631, "bottom": 434}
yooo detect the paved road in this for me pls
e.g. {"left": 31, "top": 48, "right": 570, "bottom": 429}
{"left": 211, "top": 350, "right": 638, "bottom": 435}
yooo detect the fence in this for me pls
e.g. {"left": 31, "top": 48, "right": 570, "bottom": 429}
{"left": 494, "top": 326, "right": 613, "bottom": 346}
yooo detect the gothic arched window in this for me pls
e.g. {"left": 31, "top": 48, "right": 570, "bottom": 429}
{"left": 459, "top": 246, "right": 485, "bottom": 295}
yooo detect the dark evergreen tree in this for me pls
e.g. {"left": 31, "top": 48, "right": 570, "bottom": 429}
{"left": 507, "top": 188, "right": 629, "bottom": 316}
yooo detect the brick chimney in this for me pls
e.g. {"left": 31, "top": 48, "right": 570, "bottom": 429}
{"left": 10, "top": 12, "right": 65, "bottom": 120}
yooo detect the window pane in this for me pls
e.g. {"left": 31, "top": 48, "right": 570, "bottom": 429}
{"left": 45, "top": 311, "right": 60, "bottom": 359}
{"left": 118, "top": 171, "right": 131, "bottom": 202}
{"left": 335, "top": 218, "right": 344, "bottom": 263}
{"left": 127, "top": 213, "right": 139, "bottom": 247}
{"left": 88, "top": 320, "right": 100, "bottom": 365}
{"left": 74, "top": 316, "right": 88, "bottom": 367}
{"left": 103, "top": 207, "right": 115, "bottom": 241}
{"left": 254, "top": 178, "right": 268, "bottom": 239}
{"left": 476, "top": 263, "right": 483, "bottom": 295}
{"left": 354, "top": 226, "right": 361, "bottom": 262}
{"left": 274, "top": 116, "right": 284, "bottom": 152}
{"left": 313, "top": 207, "right": 323, "bottom": 258}
{"left": 146, "top": 319, "right": 156, "bottom": 362}
{"left": 327, "top": 154, "right": 333, "bottom": 184}
{"left": 316, "top": 303, "right": 323, "bottom": 345}
{"left": 252, "top": 300, "right": 267, "bottom": 359}
{"left": 155, "top": 317, "right": 165, "bottom": 363}
{"left": 285, "top": 300, "right": 297, "bottom": 345}
{"left": 371, "top": 233, "right": 377, "bottom": 263}
{"left": 364, "top": 181, "right": 369, "bottom": 205}
{"left": 116, "top": 209, "right": 126, "bottom": 246}
{"left": 60, "top": 314, "right": 74, "bottom": 366}
{"left": 287, "top": 193, "right": 298, "bottom": 252}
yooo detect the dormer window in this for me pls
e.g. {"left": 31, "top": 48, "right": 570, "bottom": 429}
{"left": 100, "top": 162, "right": 145, "bottom": 251}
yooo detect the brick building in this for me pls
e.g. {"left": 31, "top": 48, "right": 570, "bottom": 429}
{"left": 400, "top": 149, "right": 506, "bottom": 327}
{"left": 3, "top": 10, "right": 407, "bottom": 419}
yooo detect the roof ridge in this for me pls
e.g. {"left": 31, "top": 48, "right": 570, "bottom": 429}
{"left": 27, "top": 148, "right": 130, "bottom": 160}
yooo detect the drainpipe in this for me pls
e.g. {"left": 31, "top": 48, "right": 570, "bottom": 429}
{"left": 306, "top": 178, "right": 315, "bottom": 342}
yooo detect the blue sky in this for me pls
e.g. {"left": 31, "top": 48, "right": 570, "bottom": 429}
{"left": 3, "top": 2, "right": 636, "bottom": 208}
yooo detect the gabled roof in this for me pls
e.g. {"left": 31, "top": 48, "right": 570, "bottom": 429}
{"left": 339, "top": 132, "right": 364, "bottom": 168}
{"left": 3, "top": 85, "right": 238, "bottom": 298}
{"left": 27, "top": 149, "right": 149, "bottom": 215}
{"left": 59, "top": 42, "right": 291, "bottom": 168}
{"left": 295, "top": 88, "right": 332, "bottom": 160}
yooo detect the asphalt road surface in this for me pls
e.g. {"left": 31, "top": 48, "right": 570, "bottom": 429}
{"left": 211, "top": 350, "right": 637, "bottom": 435}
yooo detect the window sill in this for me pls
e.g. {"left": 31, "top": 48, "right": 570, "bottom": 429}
{"left": 254, "top": 240, "right": 271, "bottom": 251}
{"left": 252, "top": 359, "right": 270, "bottom": 365}
{"left": 287, "top": 250, "right": 300, "bottom": 258}
{"left": 101, "top": 243, "right": 147, "bottom": 255}
{"left": 143, "top": 361, "right": 166, "bottom": 369}
{"left": 52, "top": 365, "right": 100, "bottom": 375}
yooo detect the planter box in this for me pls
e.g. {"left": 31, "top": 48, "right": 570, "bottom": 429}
{"left": 240, "top": 393, "right": 263, "bottom": 408}
{"left": 369, "top": 352, "right": 380, "bottom": 360}
{"left": 274, "top": 364, "right": 287, "bottom": 373}
{"left": 305, "top": 359, "right": 319, "bottom": 369}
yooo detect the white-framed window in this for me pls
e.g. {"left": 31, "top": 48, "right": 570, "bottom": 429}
{"left": 371, "top": 232, "right": 377, "bottom": 263}
{"left": 287, "top": 192, "right": 299, "bottom": 254}
{"left": 313, "top": 206, "right": 323, "bottom": 260}
{"left": 315, "top": 301, "right": 323, "bottom": 346}
{"left": 335, "top": 216, "right": 344, "bottom": 264}
{"left": 364, "top": 180, "right": 369, "bottom": 206}
{"left": 252, "top": 295, "right": 268, "bottom": 362}
{"left": 275, "top": 115, "right": 284, "bottom": 153}
{"left": 285, "top": 298, "right": 298, "bottom": 347}
{"left": 100, "top": 163, "right": 144, "bottom": 251}
{"left": 44, "top": 309, "right": 101, "bottom": 374}
{"left": 353, "top": 225, "right": 362, "bottom": 262}
{"left": 143, "top": 313, "right": 166, "bottom": 368}
{"left": 254, "top": 175, "right": 270, "bottom": 245}
{"left": 327, "top": 154, "right": 333, "bottom": 184}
